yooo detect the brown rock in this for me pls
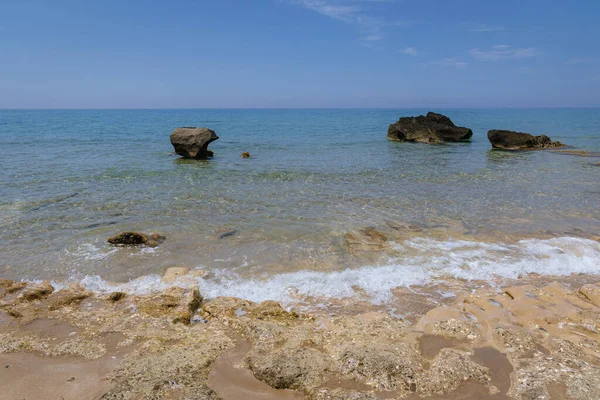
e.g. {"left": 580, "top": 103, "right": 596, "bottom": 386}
{"left": 249, "top": 300, "right": 299, "bottom": 323}
{"left": 48, "top": 283, "right": 91, "bottom": 310}
{"left": 162, "top": 267, "right": 190, "bottom": 283}
{"left": 488, "top": 130, "right": 564, "bottom": 150}
{"left": 17, "top": 281, "right": 54, "bottom": 302}
{"left": 107, "top": 232, "right": 165, "bottom": 247}
{"left": 169, "top": 127, "right": 219, "bottom": 159}
{"left": 246, "top": 344, "right": 330, "bottom": 390}
{"left": 420, "top": 348, "right": 491, "bottom": 396}
{"left": 241, "top": 152, "right": 251, "bottom": 158}
{"left": 107, "top": 291, "right": 126, "bottom": 302}
{"left": 201, "top": 297, "right": 256, "bottom": 321}
{"left": 579, "top": 284, "right": 600, "bottom": 307}
{"left": 0, "top": 279, "right": 27, "bottom": 298}
{"left": 345, "top": 227, "right": 389, "bottom": 253}
{"left": 388, "top": 112, "right": 473, "bottom": 144}
{"left": 137, "top": 286, "right": 202, "bottom": 324}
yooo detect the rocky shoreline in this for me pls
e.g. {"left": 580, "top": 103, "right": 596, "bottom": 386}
{"left": 1, "top": 273, "right": 600, "bottom": 399}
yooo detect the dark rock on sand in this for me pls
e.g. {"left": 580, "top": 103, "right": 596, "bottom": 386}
{"left": 387, "top": 112, "right": 473, "bottom": 144}
{"left": 107, "top": 292, "right": 126, "bottom": 302}
{"left": 107, "top": 232, "right": 165, "bottom": 247}
{"left": 487, "top": 130, "right": 564, "bottom": 150}
{"left": 217, "top": 229, "right": 238, "bottom": 239}
{"left": 170, "top": 127, "right": 219, "bottom": 159}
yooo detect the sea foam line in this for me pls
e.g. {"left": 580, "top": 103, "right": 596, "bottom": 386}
{"left": 61, "top": 236, "right": 600, "bottom": 305}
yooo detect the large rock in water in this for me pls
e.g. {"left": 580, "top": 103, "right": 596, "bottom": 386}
{"left": 487, "top": 130, "right": 564, "bottom": 150}
{"left": 387, "top": 112, "right": 473, "bottom": 143}
{"left": 170, "top": 127, "right": 218, "bottom": 159}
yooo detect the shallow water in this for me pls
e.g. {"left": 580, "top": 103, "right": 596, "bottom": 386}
{"left": 0, "top": 109, "right": 599, "bottom": 301}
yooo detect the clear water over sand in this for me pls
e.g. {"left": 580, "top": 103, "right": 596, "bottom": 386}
{"left": 1, "top": 109, "right": 599, "bottom": 301}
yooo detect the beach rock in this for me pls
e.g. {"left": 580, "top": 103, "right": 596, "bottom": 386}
{"left": 136, "top": 286, "right": 202, "bottom": 324}
{"left": 241, "top": 152, "right": 251, "bottom": 158}
{"left": 345, "top": 227, "right": 389, "bottom": 253}
{"left": 246, "top": 344, "right": 330, "bottom": 390}
{"left": 0, "top": 279, "right": 27, "bottom": 299}
{"left": 387, "top": 112, "right": 473, "bottom": 143}
{"left": 162, "top": 266, "right": 190, "bottom": 283}
{"left": 310, "top": 388, "right": 379, "bottom": 400}
{"left": 17, "top": 281, "right": 54, "bottom": 302}
{"left": 424, "top": 318, "right": 481, "bottom": 341}
{"left": 47, "top": 283, "right": 91, "bottom": 310}
{"left": 201, "top": 297, "right": 256, "bottom": 321}
{"left": 487, "top": 130, "right": 564, "bottom": 150}
{"left": 337, "top": 343, "right": 421, "bottom": 391}
{"left": 170, "top": 127, "right": 218, "bottom": 159}
{"left": 579, "top": 284, "right": 600, "bottom": 307}
{"left": 249, "top": 300, "right": 299, "bottom": 323}
{"left": 107, "top": 291, "right": 126, "bottom": 302}
{"left": 107, "top": 232, "right": 165, "bottom": 247}
{"left": 419, "top": 349, "right": 491, "bottom": 396}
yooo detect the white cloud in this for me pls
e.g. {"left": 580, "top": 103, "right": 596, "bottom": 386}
{"left": 469, "top": 45, "right": 541, "bottom": 61}
{"left": 293, "top": 0, "right": 403, "bottom": 44}
{"left": 425, "top": 58, "right": 467, "bottom": 68}
{"left": 362, "top": 33, "right": 384, "bottom": 41}
{"left": 295, "top": 0, "right": 360, "bottom": 21}
{"left": 469, "top": 24, "right": 505, "bottom": 32}
{"left": 401, "top": 47, "right": 417, "bottom": 56}
{"left": 566, "top": 57, "right": 598, "bottom": 65}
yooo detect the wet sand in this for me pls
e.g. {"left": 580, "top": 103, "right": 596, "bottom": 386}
{"left": 1, "top": 273, "right": 600, "bottom": 399}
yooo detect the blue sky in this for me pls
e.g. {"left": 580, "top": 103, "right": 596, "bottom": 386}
{"left": 1, "top": 0, "right": 599, "bottom": 108}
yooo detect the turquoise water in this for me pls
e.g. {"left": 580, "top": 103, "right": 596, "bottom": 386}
{"left": 0, "top": 109, "right": 599, "bottom": 288}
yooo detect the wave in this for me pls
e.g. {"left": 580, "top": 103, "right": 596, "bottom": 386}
{"left": 55, "top": 236, "right": 600, "bottom": 305}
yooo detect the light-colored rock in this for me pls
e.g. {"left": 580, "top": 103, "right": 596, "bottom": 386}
{"left": 162, "top": 266, "right": 190, "bottom": 283}
{"left": 17, "top": 281, "right": 54, "bottom": 302}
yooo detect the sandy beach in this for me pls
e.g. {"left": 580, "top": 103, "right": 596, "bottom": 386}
{"left": 1, "top": 270, "right": 600, "bottom": 400}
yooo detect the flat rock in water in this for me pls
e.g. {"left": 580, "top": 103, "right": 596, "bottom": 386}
{"left": 387, "top": 112, "right": 473, "bottom": 144}
{"left": 487, "top": 130, "right": 564, "bottom": 150}
{"left": 170, "top": 127, "right": 219, "bottom": 159}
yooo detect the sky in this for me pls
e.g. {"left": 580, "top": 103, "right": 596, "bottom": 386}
{"left": 1, "top": 0, "right": 599, "bottom": 108}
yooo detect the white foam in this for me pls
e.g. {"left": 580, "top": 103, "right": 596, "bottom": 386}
{"left": 63, "top": 243, "right": 118, "bottom": 261}
{"left": 70, "top": 236, "right": 600, "bottom": 305}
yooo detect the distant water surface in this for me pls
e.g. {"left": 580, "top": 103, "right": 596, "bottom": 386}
{"left": 0, "top": 109, "right": 599, "bottom": 298}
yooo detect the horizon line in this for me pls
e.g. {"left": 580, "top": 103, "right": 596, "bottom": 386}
{"left": 2, "top": 106, "right": 600, "bottom": 111}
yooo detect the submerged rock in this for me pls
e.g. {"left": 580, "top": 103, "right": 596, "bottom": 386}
{"left": 487, "top": 130, "right": 564, "bottom": 150}
{"left": 107, "top": 232, "right": 165, "bottom": 247}
{"left": 387, "top": 112, "right": 473, "bottom": 144}
{"left": 170, "top": 127, "right": 219, "bottom": 159}
{"left": 241, "top": 152, "right": 251, "bottom": 158}
{"left": 345, "top": 227, "right": 389, "bottom": 254}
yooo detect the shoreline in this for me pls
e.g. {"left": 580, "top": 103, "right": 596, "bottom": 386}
{"left": 1, "top": 272, "right": 600, "bottom": 399}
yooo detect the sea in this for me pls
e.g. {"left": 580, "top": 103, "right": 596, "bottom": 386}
{"left": 1, "top": 109, "right": 599, "bottom": 306}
